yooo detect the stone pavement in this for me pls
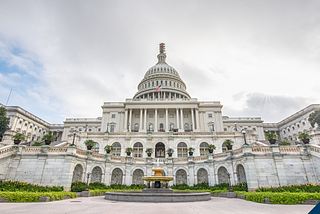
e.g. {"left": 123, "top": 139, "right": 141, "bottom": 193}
{"left": 0, "top": 196, "right": 315, "bottom": 214}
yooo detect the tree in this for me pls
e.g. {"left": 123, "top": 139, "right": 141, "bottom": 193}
{"left": 308, "top": 110, "right": 320, "bottom": 128}
{"left": 0, "top": 106, "right": 10, "bottom": 141}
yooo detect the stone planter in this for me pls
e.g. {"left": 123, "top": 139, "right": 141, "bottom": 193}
{"left": 268, "top": 139, "right": 276, "bottom": 144}
{"left": 302, "top": 139, "right": 310, "bottom": 144}
{"left": 147, "top": 152, "right": 152, "bottom": 157}
{"left": 87, "top": 145, "right": 93, "bottom": 150}
{"left": 208, "top": 149, "right": 213, "bottom": 153}
{"left": 106, "top": 150, "right": 111, "bottom": 154}
{"left": 127, "top": 152, "right": 131, "bottom": 156}
{"left": 45, "top": 140, "right": 52, "bottom": 145}
{"left": 13, "top": 140, "right": 21, "bottom": 145}
{"left": 188, "top": 151, "right": 193, "bottom": 156}
{"left": 168, "top": 153, "right": 172, "bottom": 157}
{"left": 226, "top": 145, "right": 233, "bottom": 150}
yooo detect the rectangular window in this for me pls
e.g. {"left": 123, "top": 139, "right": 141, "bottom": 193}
{"left": 149, "top": 114, "right": 153, "bottom": 118}
{"left": 79, "top": 128, "right": 82, "bottom": 131}
{"left": 110, "top": 125, "right": 115, "bottom": 132}
{"left": 208, "top": 114, "right": 212, "bottom": 118}
{"left": 98, "top": 128, "right": 101, "bottom": 132}
{"left": 159, "top": 114, "right": 164, "bottom": 118}
{"left": 253, "top": 128, "right": 256, "bottom": 131}
{"left": 135, "top": 114, "right": 139, "bottom": 118}
{"left": 170, "top": 114, "right": 174, "bottom": 118}
{"left": 112, "top": 114, "right": 116, "bottom": 118}
{"left": 184, "top": 114, "right": 188, "bottom": 118}
{"left": 224, "top": 128, "right": 227, "bottom": 131}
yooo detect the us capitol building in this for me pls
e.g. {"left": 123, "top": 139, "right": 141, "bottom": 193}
{"left": 1, "top": 44, "right": 320, "bottom": 191}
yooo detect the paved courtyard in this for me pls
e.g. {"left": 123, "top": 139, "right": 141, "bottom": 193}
{"left": 0, "top": 196, "right": 315, "bottom": 214}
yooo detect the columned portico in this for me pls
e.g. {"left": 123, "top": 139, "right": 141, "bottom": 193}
{"left": 180, "top": 108, "right": 184, "bottom": 132}
{"left": 124, "top": 109, "right": 128, "bottom": 131}
{"left": 155, "top": 109, "right": 158, "bottom": 132}
{"left": 144, "top": 109, "right": 147, "bottom": 132}
{"left": 129, "top": 109, "right": 132, "bottom": 132}
{"left": 191, "top": 108, "right": 195, "bottom": 131}
{"left": 176, "top": 108, "right": 179, "bottom": 130}
{"left": 165, "top": 108, "right": 169, "bottom": 132}
{"left": 139, "top": 109, "right": 143, "bottom": 132}
{"left": 195, "top": 108, "right": 200, "bottom": 131}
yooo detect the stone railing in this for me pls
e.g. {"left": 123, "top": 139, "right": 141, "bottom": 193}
{"left": 76, "top": 149, "right": 87, "bottom": 157}
{"left": 132, "top": 157, "right": 147, "bottom": 163}
{"left": 309, "top": 145, "right": 320, "bottom": 154}
{"left": 92, "top": 153, "right": 105, "bottom": 159}
{"left": 174, "top": 157, "right": 188, "bottom": 163}
{"left": 213, "top": 153, "right": 228, "bottom": 159}
{"left": 111, "top": 155, "right": 126, "bottom": 162}
{"left": 47, "top": 148, "right": 68, "bottom": 153}
{"left": 0, "top": 146, "right": 14, "bottom": 155}
{"left": 251, "top": 146, "right": 272, "bottom": 153}
{"left": 193, "top": 156, "right": 209, "bottom": 162}
{"left": 279, "top": 146, "right": 300, "bottom": 153}
{"left": 232, "top": 148, "right": 243, "bottom": 156}
{"left": 22, "top": 147, "right": 42, "bottom": 153}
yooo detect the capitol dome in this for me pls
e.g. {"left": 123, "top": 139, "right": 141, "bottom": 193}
{"left": 133, "top": 43, "right": 191, "bottom": 100}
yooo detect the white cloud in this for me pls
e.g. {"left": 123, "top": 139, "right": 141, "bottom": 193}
{"left": 0, "top": 0, "right": 319, "bottom": 123}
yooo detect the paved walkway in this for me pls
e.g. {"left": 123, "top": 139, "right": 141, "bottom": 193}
{"left": 0, "top": 196, "right": 315, "bottom": 214}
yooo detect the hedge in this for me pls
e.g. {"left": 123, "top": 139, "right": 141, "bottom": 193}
{"left": 0, "top": 191, "right": 77, "bottom": 202}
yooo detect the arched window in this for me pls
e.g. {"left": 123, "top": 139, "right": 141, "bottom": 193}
{"left": 170, "top": 123, "right": 174, "bottom": 131}
{"left": 177, "top": 142, "right": 187, "bottom": 157}
{"left": 92, "top": 142, "right": 99, "bottom": 153}
{"left": 209, "top": 123, "right": 214, "bottom": 132}
{"left": 222, "top": 143, "right": 227, "bottom": 153}
{"left": 200, "top": 142, "right": 208, "bottom": 156}
{"left": 155, "top": 142, "right": 165, "bottom": 158}
{"left": 184, "top": 123, "right": 189, "bottom": 132}
{"left": 159, "top": 123, "right": 164, "bottom": 132}
{"left": 112, "top": 142, "right": 121, "bottom": 156}
{"left": 149, "top": 123, "right": 153, "bottom": 131}
{"left": 134, "top": 123, "right": 139, "bottom": 132}
{"left": 133, "top": 142, "right": 143, "bottom": 157}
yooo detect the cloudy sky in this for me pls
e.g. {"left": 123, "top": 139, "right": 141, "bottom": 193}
{"left": 0, "top": 0, "right": 319, "bottom": 124}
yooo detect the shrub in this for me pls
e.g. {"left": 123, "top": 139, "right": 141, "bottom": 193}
{"left": 278, "top": 141, "right": 291, "bottom": 146}
{"left": 257, "top": 182, "right": 320, "bottom": 193}
{"left": 170, "top": 182, "right": 248, "bottom": 192}
{"left": 0, "top": 191, "right": 76, "bottom": 202}
{"left": 32, "top": 142, "right": 43, "bottom": 146}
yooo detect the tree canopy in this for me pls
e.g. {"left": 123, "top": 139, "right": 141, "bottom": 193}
{"left": 0, "top": 106, "right": 10, "bottom": 140}
{"left": 308, "top": 110, "right": 320, "bottom": 128}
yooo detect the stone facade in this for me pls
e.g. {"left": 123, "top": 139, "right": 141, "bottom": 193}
{"left": 1, "top": 44, "right": 320, "bottom": 192}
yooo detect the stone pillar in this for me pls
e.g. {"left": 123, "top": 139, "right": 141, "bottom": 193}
{"left": 139, "top": 109, "right": 143, "bottom": 132}
{"left": 155, "top": 109, "right": 158, "bottom": 132}
{"left": 144, "top": 109, "right": 147, "bottom": 132}
{"left": 191, "top": 109, "right": 195, "bottom": 131}
{"left": 195, "top": 108, "right": 200, "bottom": 131}
{"left": 244, "top": 155, "right": 259, "bottom": 191}
{"left": 176, "top": 108, "right": 180, "bottom": 129}
{"left": 124, "top": 109, "right": 128, "bottom": 131}
{"left": 180, "top": 108, "right": 184, "bottom": 132}
{"left": 188, "top": 163, "right": 195, "bottom": 186}
{"left": 165, "top": 108, "right": 169, "bottom": 132}
{"left": 129, "top": 109, "right": 132, "bottom": 132}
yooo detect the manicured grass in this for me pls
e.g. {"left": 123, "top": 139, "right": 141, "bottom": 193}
{"left": 0, "top": 191, "right": 77, "bottom": 202}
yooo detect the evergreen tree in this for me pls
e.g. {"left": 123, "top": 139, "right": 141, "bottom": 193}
{"left": 308, "top": 110, "right": 320, "bottom": 128}
{"left": 0, "top": 106, "right": 10, "bottom": 140}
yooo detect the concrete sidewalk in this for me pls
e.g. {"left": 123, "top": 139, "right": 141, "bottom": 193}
{"left": 0, "top": 196, "right": 315, "bottom": 214}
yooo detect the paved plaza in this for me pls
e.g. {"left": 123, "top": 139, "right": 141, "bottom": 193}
{"left": 0, "top": 196, "right": 315, "bottom": 214}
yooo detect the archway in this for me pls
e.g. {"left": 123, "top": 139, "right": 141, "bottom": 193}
{"left": 72, "top": 164, "right": 83, "bottom": 182}
{"left": 155, "top": 142, "right": 165, "bottom": 158}
{"left": 111, "top": 168, "right": 123, "bottom": 184}
{"left": 132, "top": 169, "right": 144, "bottom": 185}
{"left": 175, "top": 169, "right": 187, "bottom": 185}
{"left": 218, "top": 167, "right": 228, "bottom": 184}
{"left": 197, "top": 168, "right": 208, "bottom": 184}
{"left": 236, "top": 164, "right": 247, "bottom": 183}
{"left": 91, "top": 166, "right": 102, "bottom": 182}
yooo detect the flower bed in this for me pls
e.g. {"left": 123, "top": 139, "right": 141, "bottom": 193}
{"left": 0, "top": 191, "right": 77, "bottom": 202}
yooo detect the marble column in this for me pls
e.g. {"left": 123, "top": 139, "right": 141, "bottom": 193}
{"left": 155, "top": 109, "right": 158, "bottom": 132}
{"left": 139, "top": 109, "right": 143, "bottom": 132}
{"left": 180, "top": 108, "right": 184, "bottom": 132}
{"left": 191, "top": 109, "right": 195, "bottom": 131}
{"left": 176, "top": 108, "right": 179, "bottom": 129}
{"left": 195, "top": 108, "right": 200, "bottom": 131}
{"left": 124, "top": 109, "right": 128, "bottom": 131}
{"left": 165, "top": 108, "right": 169, "bottom": 132}
{"left": 129, "top": 109, "right": 132, "bottom": 132}
{"left": 144, "top": 109, "right": 147, "bottom": 132}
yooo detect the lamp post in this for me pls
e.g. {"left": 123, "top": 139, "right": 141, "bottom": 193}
{"left": 85, "top": 123, "right": 88, "bottom": 132}
{"left": 227, "top": 172, "right": 234, "bottom": 192}
{"left": 84, "top": 172, "right": 91, "bottom": 191}
{"left": 242, "top": 129, "right": 248, "bottom": 146}
{"left": 71, "top": 130, "right": 77, "bottom": 146}
{"left": 234, "top": 123, "right": 238, "bottom": 131}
